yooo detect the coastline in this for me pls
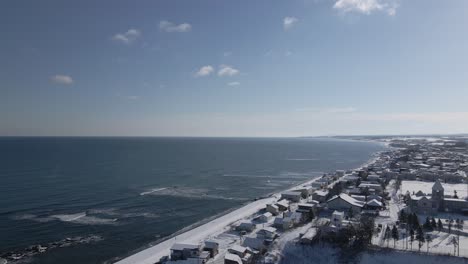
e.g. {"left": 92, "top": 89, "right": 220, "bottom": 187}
{"left": 113, "top": 143, "right": 386, "bottom": 264}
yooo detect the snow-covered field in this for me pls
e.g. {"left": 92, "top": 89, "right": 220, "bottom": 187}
{"left": 278, "top": 244, "right": 468, "bottom": 264}
{"left": 401, "top": 181, "right": 468, "bottom": 199}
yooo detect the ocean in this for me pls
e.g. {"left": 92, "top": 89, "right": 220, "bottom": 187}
{"left": 0, "top": 137, "right": 385, "bottom": 263}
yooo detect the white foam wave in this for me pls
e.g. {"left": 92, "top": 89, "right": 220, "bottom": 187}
{"left": 285, "top": 158, "right": 319, "bottom": 161}
{"left": 140, "top": 186, "right": 247, "bottom": 201}
{"left": 140, "top": 187, "right": 168, "bottom": 196}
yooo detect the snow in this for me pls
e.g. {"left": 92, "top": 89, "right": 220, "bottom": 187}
{"left": 277, "top": 243, "right": 468, "bottom": 264}
{"left": 401, "top": 181, "right": 468, "bottom": 199}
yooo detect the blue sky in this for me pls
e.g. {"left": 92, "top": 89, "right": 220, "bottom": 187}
{"left": 2, "top": 0, "right": 468, "bottom": 136}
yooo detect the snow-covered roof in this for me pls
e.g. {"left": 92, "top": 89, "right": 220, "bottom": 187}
{"left": 229, "top": 245, "right": 247, "bottom": 254}
{"left": 262, "top": 212, "right": 273, "bottom": 218}
{"left": 327, "top": 193, "right": 364, "bottom": 208}
{"left": 170, "top": 243, "right": 199, "bottom": 251}
{"left": 314, "top": 190, "right": 328, "bottom": 196}
{"left": 298, "top": 203, "right": 315, "bottom": 208}
{"left": 366, "top": 199, "right": 383, "bottom": 207}
{"left": 281, "top": 191, "right": 302, "bottom": 196}
{"left": 262, "top": 227, "right": 277, "bottom": 233}
{"left": 225, "top": 253, "right": 242, "bottom": 264}
{"left": 276, "top": 200, "right": 289, "bottom": 207}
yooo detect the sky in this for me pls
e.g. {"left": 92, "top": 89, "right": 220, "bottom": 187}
{"left": 1, "top": 0, "right": 468, "bottom": 137}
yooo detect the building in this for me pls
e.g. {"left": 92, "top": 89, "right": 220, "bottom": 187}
{"left": 203, "top": 241, "right": 219, "bottom": 258}
{"left": 327, "top": 193, "right": 364, "bottom": 214}
{"left": 170, "top": 243, "right": 201, "bottom": 261}
{"left": 224, "top": 253, "right": 242, "bottom": 264}
{"left": 330, "top": 211, "right": 344, "bottom": 228}
{"left": 236, "top": 221, "right": 256, "bottom": 232}
{"left": 266, "top": 204, "right": 279, "bottom": 215}
{"left": 409, "top": 179, "right": 468, "bottom": 214}
{"left": 281, "top": 191, "right": 302, "bottom": 202}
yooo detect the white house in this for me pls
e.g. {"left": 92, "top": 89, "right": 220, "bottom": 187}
{"left": 331, "top": 210, "right": 344, "bottom": 228}
{"left": 236, "top": 221, "right": 255, "bottom": 232}
{"left": 266, "top": 204, "right": 279, "bottom": 215}
{"left": 257, "top": 212, "right": 273, "bottom": 222}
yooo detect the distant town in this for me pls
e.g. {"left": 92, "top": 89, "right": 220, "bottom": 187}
{"left": 111, "top": 135, "right": 468, "bottom": 264}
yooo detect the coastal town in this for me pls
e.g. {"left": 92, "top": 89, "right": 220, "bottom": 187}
{"left": 115, "top": 136, "right": 468, "bottom": 264}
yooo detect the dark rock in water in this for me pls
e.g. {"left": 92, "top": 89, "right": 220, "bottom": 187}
{"left": 0, "top": 235, "right": 103, "bottom": 263}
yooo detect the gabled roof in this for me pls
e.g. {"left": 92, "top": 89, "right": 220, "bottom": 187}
{"left": 327, "top": 193, "right": 364, "bottom": 208}
{"left": 366, "top": 199, "right": 383, "bottom": 207}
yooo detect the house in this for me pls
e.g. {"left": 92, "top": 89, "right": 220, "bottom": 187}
{"left": 228, "top": 245, "right": 248, "bottom": 258}
{"left": 358, "top": 182, "right": 383, "bottom": 194}
{"left": 276, "top": 200, "right": 290, "bottom": 211}
{"left": 236, "top": 221, "right": 256, "bottom": 232}
{"left": 203, "top": 241, "right": 219, "bottom": 258}
{"left": 257, "top": 227, "right": 277, "bottom": 239}
{"left": 281, "top": 191, "right": 302, "bottom": 202}
{"left": 365, "top": 199, "right": 383, "bottom": 210}
{"left": 296, "top": 203, "right": 315, "bottom": 219}
{"left": 256, "top": 212, "right": 272, "bottom": 223}
{"left": 266, "top": 204, "right": 279, "bottom": 215}
{"left": 330, "top": 211, "right": 344, "bottom": 228}
{"left": 293, "top": 187, "right": 313, "bottom": 198}
{"left": 224, "top": 253, "right": 242, "bottom": 264}
{"left": 312, "top": 190, "right": 329, "bottom": 203}
{"left": 284, "top": 211, "right": 304, "bottom": 225}
{"left": 300, "top": 227, "right": 318, "bottom": 244}
{"left": 273, "top": 217, "right": 293, "bottom": 230}
{"left": 327, "top": 193, "right": 364, "bottom": 214}
{"left": 243, "top": 237, "right": 266, "bottom": 251}
{"left": 170, "top": 243, "right": 201, "bottom": 261}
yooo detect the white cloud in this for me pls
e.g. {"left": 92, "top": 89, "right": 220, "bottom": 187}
{"left": 223, "top": 51, "right": 232, "bottom": 57}
{"left": 218, "top": 65, "right": 239, "bottom": 77}
{"left": 285, "top": 50, "right": 293, "bottom": 57}
{"left": 159, "top": 20, "right": 192, "bottom": 33}
{"left": 112, "top": 29, "right": 141, "bottom": 44}
{"left": 195, "top": 65, "right": 214, "bottom": 77}
{"left": 333, "top": 0, "right": 398, "bottom": 16}
{"left": 50, "top": 74, "right": 73, "bottom": 85}
{"left": 227, "top": 82, "right": 240, "bottom": 86}
{"left": 283, "top": 17, "right": 299, "bottom": 30}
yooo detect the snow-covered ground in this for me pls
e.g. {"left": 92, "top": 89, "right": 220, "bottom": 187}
{"left": 277, "top": 243, "right": 468, "bottom": 264}
{"left": 401, "top": 181, "right": 468, "bottom": 199}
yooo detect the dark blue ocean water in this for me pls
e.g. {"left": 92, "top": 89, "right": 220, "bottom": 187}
{"left": 0, "top": 137, "right": 384, "bottom": 263}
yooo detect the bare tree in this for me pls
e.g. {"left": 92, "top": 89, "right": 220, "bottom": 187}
{"left": 425, "top": 234, "right": 432, "bottom": 253}
{"left": 450, "top": 236, "right": 459, "bottom": 256}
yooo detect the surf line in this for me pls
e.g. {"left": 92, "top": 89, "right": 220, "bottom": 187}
{"left": 140, "top": 188, "right": 168, "bottom": 196}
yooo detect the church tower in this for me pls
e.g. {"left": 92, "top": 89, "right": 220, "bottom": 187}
{"left": 432, "top": 179, "right": 445, "bottom": 211}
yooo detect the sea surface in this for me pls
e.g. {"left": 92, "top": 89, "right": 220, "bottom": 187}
{"left": 0, "top": 137, "right": 385, "bottom": 263}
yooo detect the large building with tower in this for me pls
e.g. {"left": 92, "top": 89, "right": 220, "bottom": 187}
{"left": 409, "top": 179, "right": 468, "bottom": 214}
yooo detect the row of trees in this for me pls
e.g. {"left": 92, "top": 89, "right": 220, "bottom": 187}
{"left": 394, "top": 210, "right": 465, "bottom": 255}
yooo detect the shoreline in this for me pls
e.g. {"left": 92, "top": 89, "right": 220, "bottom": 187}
{"left": 114, "top": 144, "right": 386, "bottom": 264}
